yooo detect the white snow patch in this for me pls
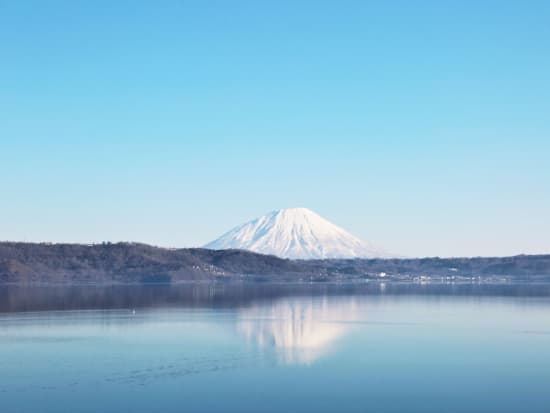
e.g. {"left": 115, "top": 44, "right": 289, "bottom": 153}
{"left": 204, "top": 207, "right": 395, "bottom": 259}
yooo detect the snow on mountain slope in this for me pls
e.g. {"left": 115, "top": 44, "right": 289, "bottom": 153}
{"left": 204, "top": 208, "right": 393, "bottom": 259}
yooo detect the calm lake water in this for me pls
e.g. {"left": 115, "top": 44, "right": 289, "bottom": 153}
{"left": 1, "top": 283, "right": 550, "bottom": 413}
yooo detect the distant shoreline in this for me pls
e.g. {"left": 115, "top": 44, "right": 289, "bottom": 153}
{"left": 1, "top": 242, "right": 549, "bottom": 284}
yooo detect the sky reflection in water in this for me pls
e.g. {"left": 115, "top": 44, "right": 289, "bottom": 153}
{"left": 1, "top": 284, "right": 550, "bottom": 413}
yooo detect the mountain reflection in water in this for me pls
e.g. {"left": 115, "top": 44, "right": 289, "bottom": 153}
{"left": 2, "top": 283, "right": 550, "bottom": 413}
{"left": 238, "top": 297, "right": 362, "bottom": 364}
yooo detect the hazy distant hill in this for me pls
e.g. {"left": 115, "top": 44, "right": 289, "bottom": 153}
{"left": 0, "top": 242, "right": 302, "bottom": 283}
{"left": 0, "top": 242, "right": 549, "bottom": 284}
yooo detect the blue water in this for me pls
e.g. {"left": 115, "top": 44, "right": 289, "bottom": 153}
{"left": 1, "top": 284, "right": 550, "bottom": 412}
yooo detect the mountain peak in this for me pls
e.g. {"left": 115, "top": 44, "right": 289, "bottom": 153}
{"left": 204, "top": 208, "right": 393, "bottom": 259}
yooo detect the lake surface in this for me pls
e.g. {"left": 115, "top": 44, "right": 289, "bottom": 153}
{"left": 1, "top": 283, "right": 550, "bottom": 413}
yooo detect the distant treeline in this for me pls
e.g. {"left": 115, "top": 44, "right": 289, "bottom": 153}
{"left": 0, "top": 242, "right": 549, "bottom": 284}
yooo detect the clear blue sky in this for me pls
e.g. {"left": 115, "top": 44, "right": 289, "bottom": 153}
{"left": 1, "top": 1, "right": 549, "bottom": 257}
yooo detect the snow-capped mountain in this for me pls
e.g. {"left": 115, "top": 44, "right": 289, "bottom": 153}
{"left": 204, "top": 207, "right": 393, "bottom": 259}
